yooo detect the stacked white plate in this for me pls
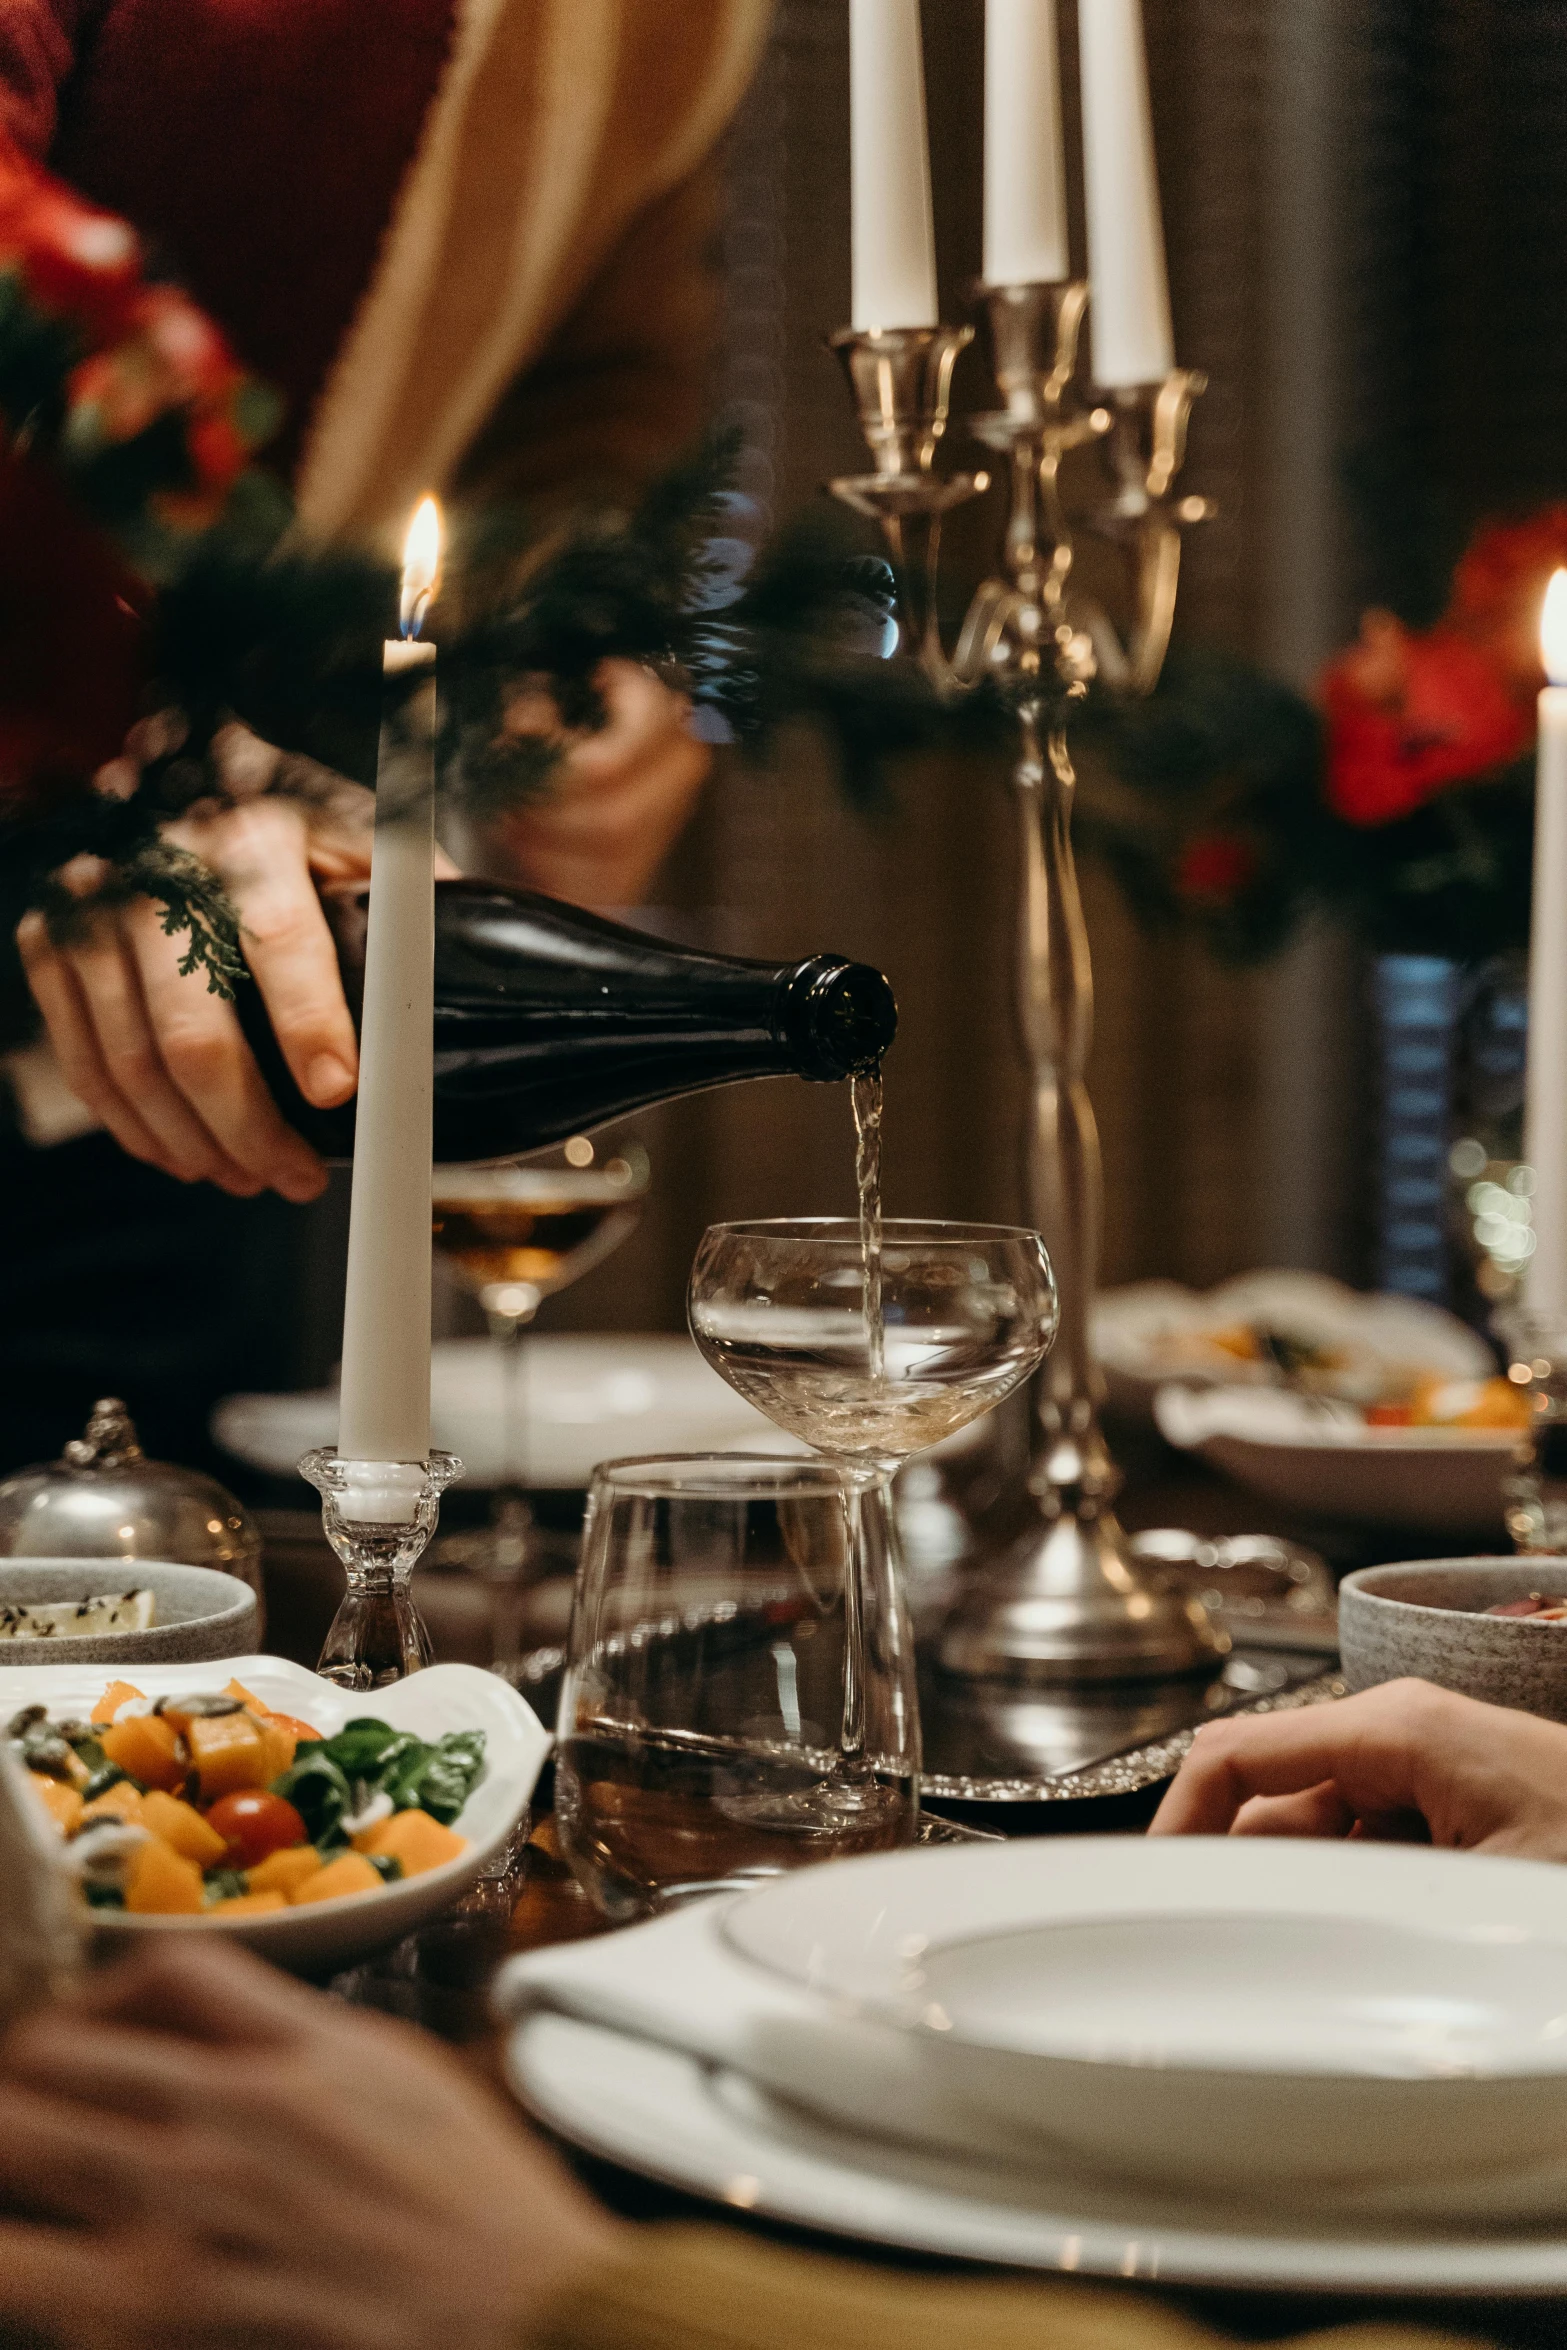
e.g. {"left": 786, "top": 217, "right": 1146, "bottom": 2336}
{"left": 498, "top": 1838, "right": 1567, "bottom": 2294}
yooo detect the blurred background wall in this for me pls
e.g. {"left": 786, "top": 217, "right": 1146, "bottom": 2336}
{"left": 303, "top": 0, "right": 1567, "bottom": 1371}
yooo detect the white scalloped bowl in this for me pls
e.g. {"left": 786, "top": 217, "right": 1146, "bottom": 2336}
{"left": 0, "top": 1656, "right": 550, "bottom": 1972}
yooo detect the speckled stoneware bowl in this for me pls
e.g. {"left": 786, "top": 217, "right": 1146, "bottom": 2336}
{"left": 0, "top": 1559, "right": 258, "bottom": 1667}
{"left": 1339, "top": 1557, "right": 1567, "bottom": 1723}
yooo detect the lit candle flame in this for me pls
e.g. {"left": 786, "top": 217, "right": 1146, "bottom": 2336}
{"left": 399, "top": 496, "right": 442, "bottom": 640}
{"left": 1543, "top": 569, "right": 1567, "bottom": 688}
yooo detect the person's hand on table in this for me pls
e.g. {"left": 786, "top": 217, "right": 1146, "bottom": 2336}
{"left": 1150, "top": 1676, "right": 1567, "bottom": 1860}
{"left": 492, "top": 657, "right": 710, "bottom": 908}
{"left": 17, "top": 724, "right": 457, "bottom": 1205}
{"left": 0, "top": 1938, "right": 621, "bottom": 2350}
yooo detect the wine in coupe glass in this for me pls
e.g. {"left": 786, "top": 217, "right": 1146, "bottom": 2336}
{"left": 687, "top": 1212, "right": 1057, "bottom": 1823}
{"left": 431, "top": 1135, "right": 649, "bottom": 1663}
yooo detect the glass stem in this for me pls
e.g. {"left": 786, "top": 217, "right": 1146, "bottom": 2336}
{"left": 483, "top": 1298, "right": 537, "bottom": 1676}
{"left": 838, "top": 1480, "right": 867, "bottom": 1773}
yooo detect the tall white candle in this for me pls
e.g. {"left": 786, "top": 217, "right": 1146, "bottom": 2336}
{"left": 1526, "top": 569, "right": 1567, "bottom": 1315}
{"left": 337, "top": 498, "right": 441, "bottom": 1469}
{"left": 1078, "top": 0, "right": 1174, "bottom": 388}
{"left": 984, "top": 0, "right": 1068, "bottom": 287}
{"left": 850, "top": 0, "right": 938, "bottom": 330}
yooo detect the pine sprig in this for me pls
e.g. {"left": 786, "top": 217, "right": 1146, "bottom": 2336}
{"left": 52, "top": 838, "right": 246, "bottom": 995}
{"left": 1, "top": 787, "right": 244, "bottom": 1022}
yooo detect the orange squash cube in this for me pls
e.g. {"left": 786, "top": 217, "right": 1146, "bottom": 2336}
{"left": 81, "top": 1781, "right": 145, "bottom": 1829}
{"left": 123, "top": 1837, "right": 205, "bottom": 1915}
{"left": 205, "top": 1890, "right": 288, "bottom": 1917}
{"left": 140, "top": 1790, "right": 227, "bottom": 1867}
{"left": 354, "top": 1810, "right": 467, "bottom": 1878}
{"left": 28, "top": 1772, "right": 83, "bottom": 1837}
{"left": 222, "top": 1681, "right": 312, "bottom": 1767}
{"left": 100, "top": 1711, "right": 186, "bottom": 1792}
{"left": 289, "top": 1852, "right": 382, "bottom": 1905}
{"left": 252, "top": 1715, "right": 297, "bottom": 1782}
{"left": 90, "top": 1680, "right": 144, "bottom": 1725}
{"left": 184, "top": 1711, "right": 269, "bottom": 1800}
{"left": 246, "top": 1845, "right": 323, "bottom": 1898}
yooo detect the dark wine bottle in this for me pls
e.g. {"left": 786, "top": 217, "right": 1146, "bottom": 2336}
{"left": 236, "top": 879, "right": 898, "bottom": 1165}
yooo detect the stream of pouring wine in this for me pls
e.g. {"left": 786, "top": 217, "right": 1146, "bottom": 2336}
{"left": 852, "top": 1067, "right": 884, "bottom": 1383}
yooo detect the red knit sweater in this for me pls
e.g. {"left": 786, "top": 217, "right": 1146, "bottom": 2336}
{"left": 0, "top": 0, "right": 454, "bottom": 463}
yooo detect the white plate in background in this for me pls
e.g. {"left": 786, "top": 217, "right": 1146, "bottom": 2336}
{"left": 1154, "top": 1382, "right": 1513, "bottom": 1535}
{"left": 1095, "top": 1271, "right": 1492, "bottom": 1419}
{"left": 0, "top": 1656, "right": 549, "bottom": 1971}
{"left": 214, "top": 1335, "right": 797, "bottom": 1490}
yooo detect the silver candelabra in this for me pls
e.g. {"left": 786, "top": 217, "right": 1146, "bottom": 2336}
{"left": 829, "top": 281, "right": 1224, "bottom": 1682}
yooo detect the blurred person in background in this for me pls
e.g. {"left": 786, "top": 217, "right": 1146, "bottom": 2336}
{"left": 0, "top": 0, "right": 771, "bottom": 1469}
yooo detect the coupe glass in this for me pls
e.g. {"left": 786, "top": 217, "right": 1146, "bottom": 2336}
{"left": 431, "top": 1135, "right": 648, "bottom": 1666}
{"left": 688, "top": 1219, "right": 1057, "bottom": 1474}
{"left": 555, "top": 1454, "right": 919, "bottom": 1920}
{"left": 687, "top": 1219, "right": 1057, "bottom": 1808}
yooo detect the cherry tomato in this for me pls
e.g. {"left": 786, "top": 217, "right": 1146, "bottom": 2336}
{"left": 205, "top": 1789, "right": 308, "bottom": 1867}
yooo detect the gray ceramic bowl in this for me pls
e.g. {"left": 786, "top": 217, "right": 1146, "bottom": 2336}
{"left": 1339, "top": 1557, "right": 1567, "bottom": 1723}
{"left": 0, "top": 1560, "right": 258, "bottom": 1667}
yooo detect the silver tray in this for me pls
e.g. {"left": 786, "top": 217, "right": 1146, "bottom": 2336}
{"left": 509, "top": 1638, "right": 1344, "bottom": 1812}
{"left": 915, "top": 1653, "right": 1345, "bottom": 1805}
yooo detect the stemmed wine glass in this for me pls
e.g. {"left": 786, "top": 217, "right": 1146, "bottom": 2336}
{"left": 431, "top": 1134, "right": 649, "bottom": 1666}
{"left": 688, "top": 1219, "right": 1057, "bottom": 1816}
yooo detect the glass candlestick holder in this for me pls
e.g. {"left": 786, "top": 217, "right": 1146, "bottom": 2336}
{"left": 299, "top": 1448, "right": 462, "bottom": 1689}
{"left": 1494, "top": 1310, "right": 1567, "bottom": 1556}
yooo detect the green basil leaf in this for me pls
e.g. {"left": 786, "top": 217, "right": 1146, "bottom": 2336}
{"left": 395, "top": 1729, "right": 487, "bottom": 1824}
{"left": 270, "top": 1747, "right": 350, "bottom": 1842}
{"left": 318, "top": 1719, "right": 410, "bottom": 1778}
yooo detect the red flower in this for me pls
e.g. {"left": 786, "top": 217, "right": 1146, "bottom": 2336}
{"left": 1175, "top": 832, "right": 1258, "bottom": 903}
{"left": 185, "top": 408, "right": 247, "bottom": 489}
{"left": 0, "top": 129, "right": 262, "bottom": 512}
{"left": 1320, "top": 611, "right": 1533, "bottom": 827}
{"left": 0, "top": 135, "right": 142, "bottom": 342}
{"left": 0, "top": 130, "right": 278, "bottom": 802}
{"left": 1449, "top": 506, "right": 1567, "bottom": 695}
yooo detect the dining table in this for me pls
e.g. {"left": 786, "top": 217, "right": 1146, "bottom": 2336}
{"left": 238, "top": 1429, "right": 1564, "bottom": 2350}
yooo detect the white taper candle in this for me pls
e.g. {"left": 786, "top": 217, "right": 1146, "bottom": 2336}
{"left": 336, "top": 502, "right": 441, "bottom": 1471}
{"left": 1078, "top": 0, "right": 1174, "bottom": 389}
{"left": 850, "top": 0, "right": 938, "bottom": 330}
{"left": 1526, "top": 571, "right": 1567, "bottom": 1314}
{"left": 984, "top": 0, "right": 1069, "bottom": 287}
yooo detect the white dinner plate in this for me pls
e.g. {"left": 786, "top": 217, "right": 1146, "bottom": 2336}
{"left": 213, "top": 1336, "right": 796, "bottom": 1490}
{"left": 507, "top": 2011, "right": 1567, "bottom": 2296}
{"left": 1154, "top": 1383, "right": 1513, "bottom": 1535}
{"left": 0, "top": 1655, "right": 550, "bottom": 1971}
{"left": 720, "top": 1838, "right": 1567, "bottom": 2208}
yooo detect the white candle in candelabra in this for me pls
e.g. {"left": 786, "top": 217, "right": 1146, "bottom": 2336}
{"left": 984, "top": 0, "right": 1068, "bottom": 287}
{"left": 337, "top": 496, "right": 441, "bottom": 1468}
{"left": 1525, "top": 568, "right": 1567, "bottom": 1314}
{"left": 849, "top": 0, "right": 938, "bottom": 330}
{"left": 1078, "top": 0, "right": 1174, "bottom": 389}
